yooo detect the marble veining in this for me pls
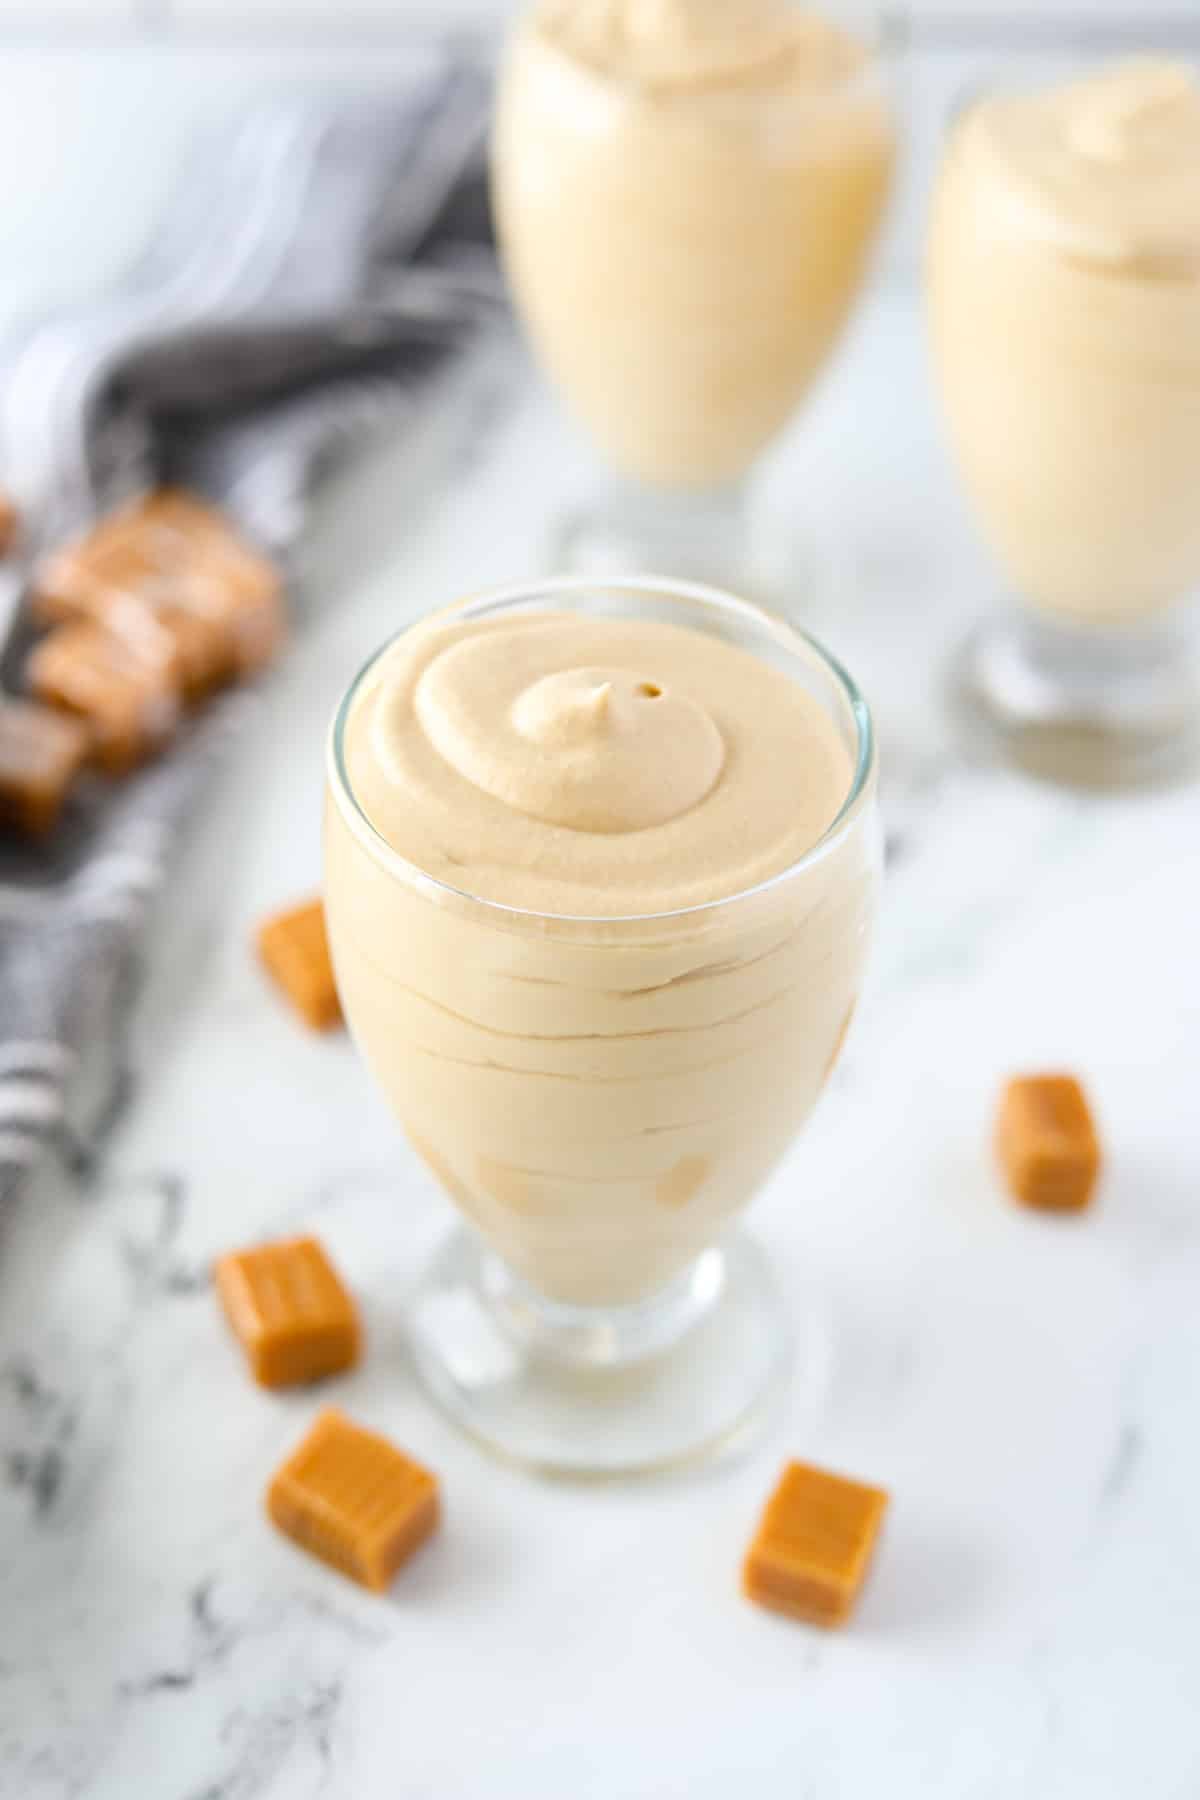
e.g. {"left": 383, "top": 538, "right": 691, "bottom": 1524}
{"left": 1096, "top": 1420, "right": 1143, "bottom": 1512}
{"left": 2, "top": 1353, "right": 74, "bottom": 1520}
{"left": 1, "top": 295, "right": 1199, "bottom": 1798}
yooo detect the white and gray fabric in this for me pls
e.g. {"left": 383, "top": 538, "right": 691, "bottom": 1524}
{"left": 0, "top": 48, "right": 499, "bottom": 1203}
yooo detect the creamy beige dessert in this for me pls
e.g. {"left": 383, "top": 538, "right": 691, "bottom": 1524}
{"left": 325, "top": 604, "right": 877, "bottom": 1308}
{"left": 492, "top": 0, "right": 894, "bottom": 489}
{"left": 929, "top": 57, "right": 1200, "bottom": 626}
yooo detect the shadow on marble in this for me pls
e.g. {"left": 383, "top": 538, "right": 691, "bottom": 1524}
{"left": 855, "top": 1506, "right": 998, "bottom": 1640}
{"left": 376, "top": 1515, "right": 505, "bottom": 1612}
{"left": 1085, "top": 1155, "right": 1200, "bottom": 1275}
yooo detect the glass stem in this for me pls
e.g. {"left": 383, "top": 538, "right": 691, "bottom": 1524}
{"left": 477, "top": 1242, "right": 729, "bottom": 1371}
{"left": 553, "top": 473, "right": 751, "bottom": 589}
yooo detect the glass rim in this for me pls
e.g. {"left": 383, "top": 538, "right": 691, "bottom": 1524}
{"left": 326, "top": 574, "right": 877, "bottom": 928}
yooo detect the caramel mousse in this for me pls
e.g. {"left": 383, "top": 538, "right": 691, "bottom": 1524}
{"left": 325, "top": 604, "right": 877, "bottom": 1306}
{"left": 929, "top": 58, "right": 1200, "bottom": 625}
{"left": 492, "top": 0, "right": 895, "bottom": 488}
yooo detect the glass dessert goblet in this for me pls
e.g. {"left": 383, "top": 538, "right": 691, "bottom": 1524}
{"left": 325, "top": 576, "right": 879, "bottom": 1474}
{"left": 928, "top": 59, "right": 1200, "bottom": 786}
{"left": 491, "top": 1, "right": 898, "bottom": 592}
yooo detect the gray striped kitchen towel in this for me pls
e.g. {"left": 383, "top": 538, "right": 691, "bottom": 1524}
{"left": 0, "top": 46, "right": 499, "bottom": 1202}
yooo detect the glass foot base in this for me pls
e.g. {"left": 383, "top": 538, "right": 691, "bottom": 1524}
{"left": 952, "top": 612, "right": 1200, "bottom": 789}
{"left": 406, "top": 1230, "right": 803, "bottom": 1478}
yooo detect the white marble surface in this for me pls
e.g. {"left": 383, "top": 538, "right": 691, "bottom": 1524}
{"left": 2, "top": 293, "right": 1199, "bottom": 1799}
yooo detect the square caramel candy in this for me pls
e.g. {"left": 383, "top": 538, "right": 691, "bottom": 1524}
{"left": 120, "top": 489, "right": 285, "bottom": 677}
{"left": 0, "top": 699, "right": 90, "bottom": 837}
{"left": 172, "top": 562, "right": 286, "bottom": 680}
{"left": 257, "top": 897, "right": 342, "bottom": 1032}
{"left": 743, "top": 1460, "right": 889, "bottom": 1627}
{"left": 996, "top": 1073, "right": 1101, "bottom": 1212}
{"left": 267, "top": 1408, "right": 439, "bottom": 1592}
{"left": 151, "top": 603, "right": 231, "bottom": 702}
{"left": 0, "top": 490, "right": 20, "bottom": 557}
{"left": 34, "top": 488, "right": 284, "bottom": 680}
{"left": 101, "top": 588, "right": 230, "bottom": 704}
{"left": 36, "top": 488, "right": 268, "bottom": 606}
{"left": 35, "top": 536, "right": 230, "bottom": 700}
{"left": 27, "top": 622, "right": 182, "bottom": 776}
{"left": 215, "top": 1234, "right": 361, "bottom": 1388}
{"left": 34, "top": 509, "right": 179, "bottom": 630}
{"left": 34, "top": 529, "right": 169, "bottom": 624}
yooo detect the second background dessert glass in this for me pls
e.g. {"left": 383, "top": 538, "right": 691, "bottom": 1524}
{"left": 491, "top": 1, "right": 898, "bottom": 594}
{"left": 928, "top": 58, "right": 1200, "bottom": 786}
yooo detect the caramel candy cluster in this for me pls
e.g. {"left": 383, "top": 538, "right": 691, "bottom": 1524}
{"left": 40, "top": 533, "right": 230, "bottom": 703}
{"left": 268, "top": 1408, "right": 440, "bottom": 1592}
{"left": 34, "top": 489, "right": 283, "bottom": 681}
{"left": 743, "top": 1460, "right": 889, "bottom": 1626}
{"left": 215, "top": 1235, "right": 360, "bottom": 1388}
{"left": 1, "top": 488, "right": 284, "bottom": 832}
{"left": 257, "top": 898, "right": 342, "bottom": 1032}
{"left": 996, "top": 1073, "right": 1102, "bottom": 1212}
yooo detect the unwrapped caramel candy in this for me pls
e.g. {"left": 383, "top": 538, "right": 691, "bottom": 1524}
{"left": 257, "top": 898, "right": 342, "bottom": 1031}
{"left": 151, "top": 602, "right": 231, "bottom": 701}
{"left": 27, "top": 621, "right": 182, "bottom": 775}
{"left": 996, "top": 1073, "right": 1101, "bottom": 1212}
{"left": 0, "top": 491, "right": 20, "bottom": 557}
{"left": 117, "top": 489, "right": 285, "bottom": 676}
{"left": 0, "top": 699, "right": 91, "bottom": 837}
{"left": 34, "top": 487, "right": 284, "bottom": 683}
{"left": 743, "top": 1460, "right": 888, "bottom": 1627}
{"left": 37, "top": 536, "right": 230, "bottom": 701}
{"left": 267, "top": 1408, "right": 440, "bottom": 1592}
{"left": 215, "top": 1234, "right": 360, "bottom": 1388}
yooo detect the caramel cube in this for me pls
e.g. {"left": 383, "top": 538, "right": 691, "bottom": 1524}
{"left": 123, "top": 489, "right": 285, "bottom": 677}
{"left": 0, "top": 699, "right": 91, "bottom": 837}
{"left": 27, "top": 621, "right": 182, "bottom": 775}
{"left": 743, "top": 1460, "right": 888, "bottom": 1627}
{"left": 215, "top": 1234, "right": 360, "bottom": 1387}
{"left": 267, "top": 1408, "right": 439, "bottom": 1592}
{"left": 33, "top": 488, "right": 284, "bottom": 682}
{"left": 996, "top": 1074, "right": 1101, "bottom": 1212}
{"left": 36, "top": 537, "right": 231, "bottom": 700}
{"left": 257, "top": 898, "right": 342, "bottom": 1031}
{"left": 171, "top": 562, "right": 285, "bottom": 679}
{"left": 0, "top": 490, "right": 20, "bottom": 557}
{"left": 34, "top": 531, "right": 174, "bottom": 625}
{"left": 151, "top": 603, "right": 231, "bottom": 701}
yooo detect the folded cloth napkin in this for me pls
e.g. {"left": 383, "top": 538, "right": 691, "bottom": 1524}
{"left": 0, "top": 47, "right": 500, "bottom": 1203}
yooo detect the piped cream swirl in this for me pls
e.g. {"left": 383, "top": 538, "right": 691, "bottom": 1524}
{"left": 534, "top": 0, "right": 867, "bottom": 92}
{"left": 414, "top": 639, "right": 724, "bottom": 833}
{"left": 967, "top": 57, "right": 1200, "bottom": 274}
{"left": 346, "top": 609, "right": 851, "bottom": 915}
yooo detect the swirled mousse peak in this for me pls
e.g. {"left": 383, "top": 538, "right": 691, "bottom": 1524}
{"left": 533, "top": 0, "right": 867, "bottom": 93}
{"left": 343, "top": 609, "right": 852, "bottom": 916}
{"left": 416, "top": 638, "right": 724, "bottom": 833}
{"left": 967, "top": 57, "right": 1200, "bottom": 274}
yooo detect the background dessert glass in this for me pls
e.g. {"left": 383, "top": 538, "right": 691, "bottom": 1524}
{"left": 491, "top": 3, "right": 897, "bottom": 593}
{"left": 325, "top": 577, "right": 879, "bottom": 1476}
{"left": 928, "top": 60, "right": 1200, "bottom": 787}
